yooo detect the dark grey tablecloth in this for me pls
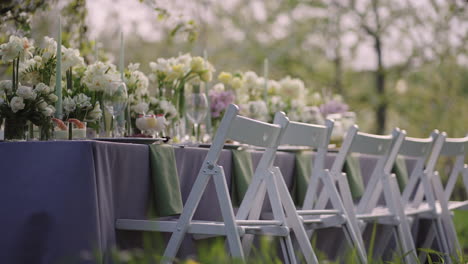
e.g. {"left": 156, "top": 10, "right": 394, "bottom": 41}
{"left": 0, "top": 141, "right": 416, "bottom": 263}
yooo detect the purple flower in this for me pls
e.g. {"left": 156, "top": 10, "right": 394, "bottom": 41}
{"left": 209, "top": 90, "right": 235, "bottom": 118}
{"left": 319, "top": 99, "right": 349, "bottom": 116}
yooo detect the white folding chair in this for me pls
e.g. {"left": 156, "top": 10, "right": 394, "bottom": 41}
{"left": 372, "top": 131, "right": 452, "bottom": 262}
{"left": 116, "top": 104, "right": 317, "bottom": 263}
{"left": 237, "top": 119, "right": 367, "bottom": 263}
{"left": 315, "top": 125, "right": 418, "bottom": 263}
{"left": 291, "top": 120, "right": 367, "bottom": 263}
{"left": 410, "top": 133, "right": 467, "bottom": 262}
{"left": 438, "top": 135, "right": 468, "bottom": 211}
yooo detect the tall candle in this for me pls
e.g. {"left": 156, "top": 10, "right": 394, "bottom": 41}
{"left": 203, "top": 49, "right": 212, "bottom": 134}
{"left": 263, "top": 58, "right": 269, "bottom": 101}
{"left": 94, "top": 39, "right": 99, "bottom": 62}
{"left": 55, "top": 16, "right": 62, "bottom": 118}
{"left": 119, "top": 31, "right": 124, "bottom": 81}
{"left": 118, "top": 30, "right": 125, "bottom": 124}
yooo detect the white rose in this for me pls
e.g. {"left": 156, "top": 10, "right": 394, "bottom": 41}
{"left": 63, "top": 96, "right": 76, "bottom": 114}
{"left": 42, "top": 106, "right": 55, "bottom": 117}
{"left": 34, "top": 83, "right": 50, "bottom": 94}
{"left": 38, "top": 101, "right": 48, "bottom": 110}
{"left": 0, "top": 80, "right": 13, "bottom": 93}
{"left": 48, "top": 94, "right": 58, "bottom": 102}
{"left": 16, "top": 85, "right": 37, "bottom": 100}
{"left": 10, "top": 96, "right": 25, "bottom": 113}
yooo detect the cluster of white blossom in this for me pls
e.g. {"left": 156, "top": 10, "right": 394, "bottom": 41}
{"left": 0, "top": 35, "right": 34, "bottom": 62}
{"left": 125, "top": 63, "right": 149, "bottom": 96}
{"left": 82, "top": 62, "right": 120, "bottom": 94}
{"left": 149, "top": 53, "right": 215, "bottom": 86}
{"left": 0, "top": 80, "right": 57, "bottom": 117}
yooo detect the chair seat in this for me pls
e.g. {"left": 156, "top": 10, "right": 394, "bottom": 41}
{"left": 116, "top": 218, "right": 290, "bottom": 237}
{"left": 357, "top": 207, "right": 399, "bottom": 225}
{"left": 301, "top": 214, "right": 346, "bottom": 229}
{"left": 448, "top": 200, "right": 468, "bottom": 210}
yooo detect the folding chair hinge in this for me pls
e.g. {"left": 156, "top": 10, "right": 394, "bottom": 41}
{"left": 202, "top": 161, "right": 221, "bottom": 174}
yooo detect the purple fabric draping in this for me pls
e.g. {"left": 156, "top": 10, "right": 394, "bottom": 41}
{"left": 0, "top": 141, "right": 419, "bottom": 263}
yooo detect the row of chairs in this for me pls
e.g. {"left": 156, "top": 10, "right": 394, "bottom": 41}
{"left": 116, "top": 104, "right": 468, "bottom": 263}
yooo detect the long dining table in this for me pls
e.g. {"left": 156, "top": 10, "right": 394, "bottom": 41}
{"left": 0, "top": 140, "right": 417, "bottom": 263}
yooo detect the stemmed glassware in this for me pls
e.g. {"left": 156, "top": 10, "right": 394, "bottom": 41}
{"left": 103, "top": 80, "right": 128, "bottom": 137}
{"left": 186, "top": 92, "right": 208, "bottom": 143}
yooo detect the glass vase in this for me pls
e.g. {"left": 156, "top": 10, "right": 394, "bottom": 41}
{"left": 4, "top": 118, "right": 28, "bottom": 141}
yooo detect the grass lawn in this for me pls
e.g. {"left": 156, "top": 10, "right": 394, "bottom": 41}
{"left": 454, "top": 210, "right": 468, "bottom": 253}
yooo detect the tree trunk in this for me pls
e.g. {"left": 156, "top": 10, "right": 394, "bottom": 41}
{"left": 333, "top": 52, "right": 343, "bottom": 96}
{"left": 375, "top": 36, "right": 387, "bottom": 134}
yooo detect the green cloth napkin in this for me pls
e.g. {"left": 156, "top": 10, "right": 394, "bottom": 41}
{"left": 231, "top": 149, "right": 254, "bottom": 207}
{"left": 293, "top": 151, "right": 314, "bottom": 206}
{"left": 149, "top": 144, "right": 183, "bottom": 216}
{"left": 393, "top": 155, "right": 409, "bottom": 191}
{"left": 344, "top": 154, "right": 365, "bottom": 199}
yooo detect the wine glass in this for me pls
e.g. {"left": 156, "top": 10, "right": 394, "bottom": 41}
{"left": 186, "top": 92, "right": 208, "bottom": 143}
{"left": 103, "top": 81, "right": 128, "bottom": 137}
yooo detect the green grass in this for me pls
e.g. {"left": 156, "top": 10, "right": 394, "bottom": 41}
{"left": 454, "top": 210, "right": 468, "bottom": 254}
{"left": 106, "top": 216, "right": 468, "bottom": 264}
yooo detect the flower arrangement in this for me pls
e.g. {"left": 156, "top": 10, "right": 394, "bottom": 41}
{"left": 215, "top": 70, "right": 269, "bottom": 121}
{"left": 208, "top": 82, "right": 235, "bottom": 128}
{"left": 149, "top": 54, "right": 215, "bottom": 118}
{"left": 0, "top": 36, "right": 58, "bottom": 140}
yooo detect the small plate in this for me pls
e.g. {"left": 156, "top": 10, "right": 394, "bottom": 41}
{"left": 94, "top": 137, "right": 165, "bottom": 145}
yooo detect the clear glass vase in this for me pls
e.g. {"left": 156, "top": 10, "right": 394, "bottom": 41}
{"left": 4, "top": 118, "right": 28, "bottom": 141}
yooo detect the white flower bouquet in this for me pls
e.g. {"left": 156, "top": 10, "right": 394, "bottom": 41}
{"left": 149, "top": 53, "right": 215, "bottom": 119}
{"left": 0, "top": 36, "right": 59, "bottom": 140}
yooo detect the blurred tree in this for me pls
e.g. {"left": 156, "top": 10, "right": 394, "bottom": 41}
{"left": 0, "top": 0, "right": 51, "bottom": 35}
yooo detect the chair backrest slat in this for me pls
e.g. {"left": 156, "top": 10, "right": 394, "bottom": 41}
{"left": 280, "top": 121, "right": 329, "bottom": 148}
{"left": 398, "top": 136, "right": 434, "bottom": 157}
{"left": 349, "top": 132, "right": 393, "bottom": 156}
{"left": 227, "top": 116, "right": 282, "bottom": 148}
{"left": 439, "top": 136, "right": 468, "bottom": 157}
